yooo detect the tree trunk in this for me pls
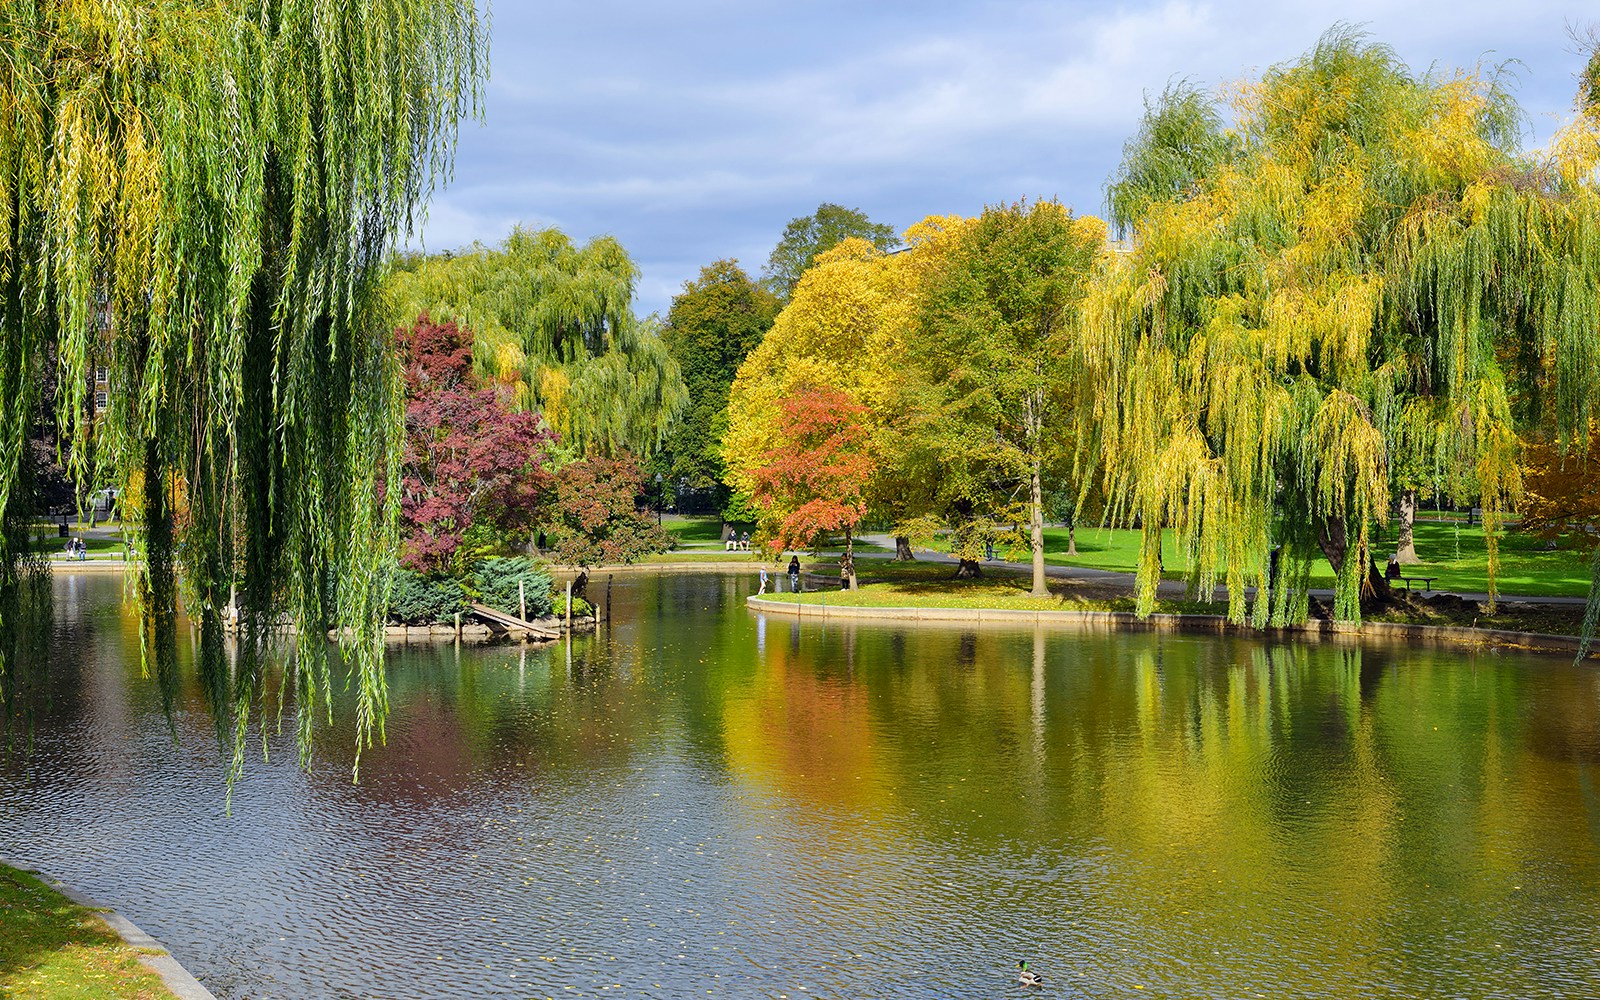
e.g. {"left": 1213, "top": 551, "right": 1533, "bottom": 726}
{"left": 894, "top": 535, "right": 915, "bottom": 562}
{"left": 1394, "top": 489, "right": 1420, "bottom": 565}
{"left": 1317, "top": 515, "right": 1400, "bottom": 613}
{"left": 1029, "top": 453, "right": 1048, "bottom": 597}
{"left": 1065, "top": 513, "right": 1077, "bottom": 557}
{"left": 843, "top": 526, "right": 857, "bottom": 591}
{"left": 1316, "top": 515, "right": 1348, "bottom": 576}
{"left": 954, "top": 558, "right": 983, "bottom": 579}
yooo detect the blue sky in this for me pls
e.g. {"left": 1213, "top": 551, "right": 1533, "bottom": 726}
{"left": 416, "top": 1, "right": 1596, "bottom": 317}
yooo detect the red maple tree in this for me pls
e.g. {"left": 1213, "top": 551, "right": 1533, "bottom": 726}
{"left": 396, "top": 316, "right": 553, "bottom": 573}
{"left": 751, "top": 386, "right": 876, "bottom": 587}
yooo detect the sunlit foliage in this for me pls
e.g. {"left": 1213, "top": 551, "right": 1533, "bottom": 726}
{"left": 914, "top": 200, "right": 1106, "bottom": 593}
{"left": 658, "top": 260, "right": 779, "bottom": 510}
{"left": 749, "top": 386, "right": 876, "bottom": 588}
{"left": 0, "top": 0, "right": 485, "bottom": 773}
{"left": 385, "top": 226, "right": 688, "bottom": 458}
{"left": 1091, "top": 27, "right": 1600, "bottom": 627}
{"left": 761, "top": 202, "right": 898, "bottom": 301}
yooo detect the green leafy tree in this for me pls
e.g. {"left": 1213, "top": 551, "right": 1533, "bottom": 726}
{"left": 661, "top": 260, "right": 779, "bottom": 512}
{"left": 914, "top": 201, "right": 1106, "bottom": 595}
{"left": 1094, "top": 27, "right": 1600, "bottom": 630}
{"left": 385, "top": 226, "right": 688, "bottom": 458}
{"left": 0, "top": 0, "right": 485, "bottom": 772}
{"left": 762, "top": 203, "right": 897, "bottom": 301}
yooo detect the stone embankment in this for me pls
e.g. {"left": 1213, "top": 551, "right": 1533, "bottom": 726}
{"left": 747, "top": 596, "right": 1597, "bottom": 659}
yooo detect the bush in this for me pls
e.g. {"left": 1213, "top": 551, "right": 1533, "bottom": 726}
{"left": 388, "top": 569, "right": 467, "bottom": 624}
{"left": 472, "top": 557, "right": 554, "bottom": 619}
{"left": 552, "top": 592, "right": 594, "bottom": 619}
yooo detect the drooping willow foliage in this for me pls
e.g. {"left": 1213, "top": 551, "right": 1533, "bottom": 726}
{"left": 384, "top": 226, "right": 688, "bottom": 458}
{"left": 0, "top": 1, "right": 485, "bottom": 774}
{"left": 1090, "top": 27, "right": 1600, "bottom": 628}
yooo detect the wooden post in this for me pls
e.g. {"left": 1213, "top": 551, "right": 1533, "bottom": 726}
{"left": 606, "top": 574, "right": 613, "bottom": 624}
{"left": 519, "top": 578, "right": 527, "bottom": 621}
{"left": 565, "top": 580, "right": 573, "bottom": 629}
{"left": 454, "top": 611, "right": 461, "bottom": 640}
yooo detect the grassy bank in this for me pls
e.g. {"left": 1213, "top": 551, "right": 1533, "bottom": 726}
{"left": 0, "top": 863, "right": 177, "bottom": 1000}
{"left": 778, "top": 558, "right": 1590, "bottom": 637}
{"left": 1027, "top": 522, "right": 1591, "bottom": 598}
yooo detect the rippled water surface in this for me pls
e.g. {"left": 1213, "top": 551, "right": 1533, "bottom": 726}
{"left": 5, "top": 572, "right": 1600, "bottom": 998}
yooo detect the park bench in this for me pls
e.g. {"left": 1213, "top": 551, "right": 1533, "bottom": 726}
{"left": 1397, "top": 575, "right": 1436, "bottom": 593}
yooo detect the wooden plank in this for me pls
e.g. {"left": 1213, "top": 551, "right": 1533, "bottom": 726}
{"left": 467, "top": 603, "right": 561, "bottom": 639}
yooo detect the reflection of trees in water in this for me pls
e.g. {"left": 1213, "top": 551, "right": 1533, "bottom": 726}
{"left": 956, "top": 632, "right": 977, "bottom": 670}
{"left": 16, "top": 572, "right": 1600, "bottom": 996}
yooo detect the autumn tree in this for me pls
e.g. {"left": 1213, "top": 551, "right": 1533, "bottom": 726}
{"left": 914, "top": 201, "right": 1105, "bottom": 595}
{"left": 762, "top": 203, "right": 898, "bottom": 301}
{"left": 397, "top": 317, "right": 552, "bottom": 574}
{"left": 726, "top": 218, "right": 977, "bottom": 567}
{"left": 1091, "top": 28, "right": 1600, "bottom": 627}
{"left": 0, "top": 1, "right": 485, "bottom": 768}
{"left": 385, "top": 226, "right": 688, "bottom": 458}
{"left": 750, "top": 387, "right": 876, "bottom": 590}
{"left": 542, "top": 454, "right": 669, "bottom": 567}
{"left": 659, "top": 261, "right": 779, "bottom": 514}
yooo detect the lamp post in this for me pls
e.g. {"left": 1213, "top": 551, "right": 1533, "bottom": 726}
{"left": 654, "top": 473, "right": 663, "bottom": 526}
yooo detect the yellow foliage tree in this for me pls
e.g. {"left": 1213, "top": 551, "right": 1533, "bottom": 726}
{"left": 1091, "top": 28, "right": 1600, "bottom": 628}
{"left": 724, "top": 217, "right": 969, "bottom": 553}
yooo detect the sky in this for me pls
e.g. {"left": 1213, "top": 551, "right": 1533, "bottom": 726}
{"left": 415, "top": 1, "right": 1597, "bottom": 317}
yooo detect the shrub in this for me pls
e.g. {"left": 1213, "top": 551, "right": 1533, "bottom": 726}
{"left": 552, "top": 592, "right": 594, "bottom": 619}
{"left": 472, "top": 557, "right": 554, "bottom": 619}
{"left": 388, "top": 569, "right": 467, "bottom": 624}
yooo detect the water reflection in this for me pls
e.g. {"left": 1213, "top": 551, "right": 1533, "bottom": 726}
{"left": 2, "top": 572, "right": 1599, "bottom": 999}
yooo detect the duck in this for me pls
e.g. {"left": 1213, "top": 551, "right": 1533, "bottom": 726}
{"left": 1017, "top": 960, "right": 1044, "bottom": 987}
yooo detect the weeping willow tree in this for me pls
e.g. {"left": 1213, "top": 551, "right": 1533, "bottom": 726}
{"left": 0, "top": 1, "right": 485, "bottom": 773}
{"left": 385, "top": 226, "right": 688, "bottom": 458}
{"left": 1090, "top": 26, "right": 1600, "bottom": 628}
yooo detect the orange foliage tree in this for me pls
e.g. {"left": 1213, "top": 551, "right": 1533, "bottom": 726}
{"left": 750, "top": 387, "right": 876, "bottom": 589}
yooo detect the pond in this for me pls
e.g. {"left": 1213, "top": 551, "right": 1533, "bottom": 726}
{"left": 3, "top": 571, "right": 1600, "bottom": 999}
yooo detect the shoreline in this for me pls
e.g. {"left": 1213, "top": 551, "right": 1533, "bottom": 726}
{"left": 747, "top": 595, "right": 1598, "bottom": 660}
{"left": 0, "top": 856, "right": 217, "bottom": 1000}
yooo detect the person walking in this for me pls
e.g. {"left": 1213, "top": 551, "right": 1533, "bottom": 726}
{"left": 787, "top": 555, "right": 801, "bottom": 593}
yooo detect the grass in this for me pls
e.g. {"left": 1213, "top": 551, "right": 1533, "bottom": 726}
{"left": 773, "top": 557, "right": 1225, "bottom": 616}
{"left": 772, "top": 555, "right": 1590, "bottom": 637}
{"left": 1032, "top": 522, "right": 1592, "bottom": 598}
{"left": 660, "top": 514, "right": 739, "bottom": 546}
{"left": 0, "top": 863, "right": 176, "bottom": 999}
{"left": 23, "top": 527, "right": 131, "bottom": 562}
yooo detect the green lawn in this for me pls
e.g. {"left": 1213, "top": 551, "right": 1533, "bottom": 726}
{"left": 1038, "top": 522, "right": 1592, "bottom": 598}
{"left": 661, "top": 515, "right": 736, "bottom": 546}
{"left": 25, "top": 532, "right": 130, "bottom": 561}
{"left": 0, "top": 864, "right": 176, "bottom": 999}
{"left": 773, "top": 557, "right": 1590, "bottom": 636}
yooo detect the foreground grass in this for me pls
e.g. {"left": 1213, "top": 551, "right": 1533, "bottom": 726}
{"left": 0, "top": 864, "right": 175, "bottom": 1000}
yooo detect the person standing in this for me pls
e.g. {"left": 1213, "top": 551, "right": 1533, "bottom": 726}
{"left": 787, "top": 555, "right": 801, "bottom": 592}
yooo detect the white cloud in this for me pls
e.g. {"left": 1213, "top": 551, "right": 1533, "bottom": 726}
{"left": 420, "top": 0, "right": 1595, "bottom": 314}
